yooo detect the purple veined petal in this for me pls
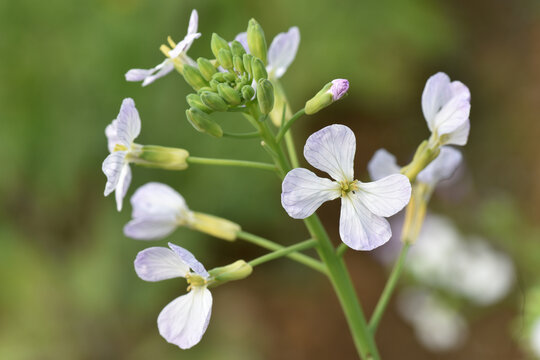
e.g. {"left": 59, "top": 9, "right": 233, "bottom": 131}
{"left": 234, "top": 32, "right": 249, "bottom": 52}
{"left": 130, "top": 182, "right": 190, "bottom": 220}
{"left": 169, "top": 32, "right": 201, "bottom": 58}
{"left": 330, "top": 79, "right": 349, "bottom": 101}
{"left": 355, "top": 174, "right": 411, "bottom": 218}
{"left": 304, "top": 124, "right": 356, "bottom": 182}
{"left": 421, "top": 72, "right": 453, "bottom": 131}
{"left": 105, "top": 118, "right": 121, "bottom": 153}
{"left": 281, "top": 168, "right": 341, "bottom": 219}
{"left": 339, "top": 195, "right": 392, "bottom": 251}
{"left": 158, "top": 287, "right": 213, "bottom": 349}
{"left": 125, "top": 68, "right": 155, "bottom": 82}
{"left": 168, "top": 243, "right": 209, "bottom": 278}
{"left": 124, "top": 216, "right": 179, "bottom": 240}
{"left": 442, "top": 118, "right": 470, "bottom": 146}
{"left": 141, "top": 59, "right": 175, "bottom": 87}
{"left": 433, "top": 96, "right": 470, "bottom": 136}
{"left": 115, "top": 98, "right": 141, "bottom": 145}
{"left": 187, "top": 9, "right": 198, "bottom": 36}
{"left": 102, "top": 151, "right": 128, "bottom": 196}
{"left": 367, "top": 148, "right": 401, "bottom": 181}
{"left": 267, "top": 26, "right": 300, "bottom": 79}
{"left": 417, "top": 147, "right": 462, "bottom": 186}
{"left": 115, "top": 163, "right": 132, "bottom": 212}
{"left": 134, "top": 246, "right": 190, "bottom": 281}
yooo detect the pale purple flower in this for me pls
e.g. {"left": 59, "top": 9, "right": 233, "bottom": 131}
{"left": 330, "top": 79, "right": 349, "bottom": 101}
{"left": 135, "top": 243, "right": 212, "bottom": 349}
{"left": 102, "top": 98, "right": 141, "bottom": 211}
{"left": 368, "top": 146, "right": 463, "bottom": 187}
{"left": 125, "top": 10, "right": 201, "bottom": 86}
{"left": 235, "top": 26, "right": 300, "bottom": 79}
{"left": 422, "top": 72, "right": 471, "bottom": 146}
{"left": 281, "top": 124, "right": 411, "bottom": 250}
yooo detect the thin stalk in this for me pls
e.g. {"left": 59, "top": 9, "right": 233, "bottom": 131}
{"left": 237, "top": 231, "right": 327, "bottom": 274}
{"left": 369, "top": 243, "right": 410, "bottom": 333}
{"left": 284, "top": 131, "right": 299, "bottom": 168}
{"left": 187, "top": 157, "right": 276, "bottom": 172}
{"left": 248, "top": 239, "right": 317, "bottom": 267}
{"left": 222, "top": 131, "right": 261, "bottom": 139}
{"left": 336, "top": 243, "right": 348, "bottom": 257}
{"left": 276, "top": 108, "right": 306, "bottom": 143}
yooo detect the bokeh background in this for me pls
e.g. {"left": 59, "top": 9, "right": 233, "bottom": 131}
{"left": 2, "top": 0, "right": 540, "bottom": 359}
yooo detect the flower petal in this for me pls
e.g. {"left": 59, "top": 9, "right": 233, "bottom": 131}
{"left": 421, "top": 72, "right": 453, "bottom": 131}
{"left": 442, "top": 119, "right": 470, "bottom": 146}
{"left": 234, "top": 32, "right": 249, "bottom": 52}
{"left": 169, "top": 33, "right": 201, "bottom": 58}
{"left": 267, "top": 27, "right": 300, "bottom": 79}
{"left": 355, "top": 174, "right": 411, "bottom": 217}
{"left": 124, "top": 216, "right": 179, "bottom": 240}
{"left": 141, "top": 60, "right": 175, "bottom": 87}
{"left": 115, "top": 163, "right": 132, "bottom": 212}
{"left": 304, "top": 124, "right": 356, "bottom": 182}
{"left": 158, "top": 287, "right": 212, "bottom": 349}
{"left": 339, "top": 195, "right": 392, "bottom": 250}
{"left": 168, "top": 243, "right": 209, "bottom": 278}
{"left": 125, "top": 68, "right": 155, "bottom": 82}
{"left": 130, "top": 182, "right": 190, "bottom": 220}
{"left": 134, "top": 246, "right": 190, "bottom": 281}
{"left": 367, "top": 148, "right": 401, "bottom": 181}
{"left": 187, "top": 9, "right": 198, "bottom": 36}
{"left": 417, "top": 146, "right": 462, "bottom": 186}
{"left": 114, "top": 98, "right": 141, "bottom": 145}
{"left": 102, "top": 151, "right": 127, "bottom": 196}
{"left": 281, "top": 168, "right": 341, "bottom": 219}
{"left": 433, "top": 95, "right": 470, "bottom": 136}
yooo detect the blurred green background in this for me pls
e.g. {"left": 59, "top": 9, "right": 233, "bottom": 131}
{"left": 2, "top": 0, "right": 540, "bottom": 358}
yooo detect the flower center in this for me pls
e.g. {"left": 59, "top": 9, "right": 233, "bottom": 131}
{"left": 340, "top": 180, "right": 359, "bottom": 197}
{"left": 185, "top": 273, "right": 207, "bottom": 291}
{"left": 113, "top": 144, "right": 128, "bottom": 152}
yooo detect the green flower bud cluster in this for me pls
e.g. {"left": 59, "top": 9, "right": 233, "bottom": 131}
{"left": 184, "top": 19, "right": 275, "bottom": 136}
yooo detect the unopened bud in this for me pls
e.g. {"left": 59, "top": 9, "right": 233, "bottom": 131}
{"left": 251, "top": 57, "right": 267, "bottom": 82}
{"left": 132, "top": 145, "right": 189, "bottom": 170}
{"left": 190, "top": 212, "right": 241, "bottom": 240}
{"left": 257, "top": 79, "right": 275, "bottom": 115}
{"left": 223, "top": 72, "right": 236, "bottom": 83}
{"left": 217, "top": 83, "right": 242, "bottom": 106}
{"left": 208, "top": 260, "right": 252, "bottom": 287}
{"left": 186, "top": 94, "right": 213, "bottom": 113}
{"left": 185, "top": 108, "right": 223, "bottom": 137}
{"left": 241, "top": 85, "right": 255, "bottom": 100}
{"left": 247, "top": 19, "right": 267, "bottom": 64}
{"left": 197, "top": 57, "right": 217, "bottom": 81}
{"left": 200, "top": 91, "right": 228, "bottom": 112}
{"left": 243, "top": 54, "right": 253, "bottom": 76}
{"left": 183, "top": 65, "right": 209, "bottom": 91}
{"left": 218, "top": 48, "right": 234, "bottom": 71}
{"left": 233, "top": 55, "right": 245, "bottom": 73}
{"left": 304, "top": 79, "right": 349, "bottom": 115}
{"left": 209, "top": 79, "right": 220, "bottom": 91}
{"left": 211, "top": 33, "right": 230, "bottom": 59}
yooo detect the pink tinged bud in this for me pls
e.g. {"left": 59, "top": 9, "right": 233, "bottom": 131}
{"left": 330, "top": 79, "right": 349, "bottom": 101}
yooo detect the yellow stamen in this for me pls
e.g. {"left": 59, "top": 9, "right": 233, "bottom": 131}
{"left": 340, "top": 180, "right": 359, "bottom": 197}
{"left": 160, "top": 44, "right": 171, "bottom": 58}
{"left": 167, "top": 36, "right": 176, "bottom": 48}
{"left": 113, "top": 144, "right": 128, "bottom": 152}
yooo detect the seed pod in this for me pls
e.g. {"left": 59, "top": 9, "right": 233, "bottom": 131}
{"left": 197, "top": 58, "right": 217, "bottom": 81}
{"left": 183, "top": 65, "right": 209, "bottom": 91}
{"left": 200, "top": 91, "right": 228, "bottom": 112}
{"left": 217, "top": 83, "right": 242, "bottom": 106}
{"left": 186, "top": 94, "right": 213, "bottom": 113}
{"left": 257, "top": 79, "right": 274, "bottom": 115}
{"left": 247, "top": 19, "right": 267, "bottom": 64}
{"left": 186, "top": 108, "right": 223, "bottom": 138}
{"left": 251, "top": 57, "right": 268, "bottom": 82}
{"left": 211, "top": 33, "right": 230, "bottom": 59}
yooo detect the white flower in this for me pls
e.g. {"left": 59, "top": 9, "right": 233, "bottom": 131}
{"left": 422, "top": 72, "right": 471, "bottom": 146}
{"left": 124, "top": 182, "right": 241, "bottom": 241}
{"left": 281, "top": 124, "right": 411, "bottom": 250}
{"left": 368, "top": 146, "right": 462, "bottom": 187}
{"left": 235, "top": 26, "right": 300, "bottom": 79}
{"left": 530, "top": 318, "right": 540, "bottom": 357}
{"left": 102, "top": 98, "right": 141, "bottom": 211}
{"left": 134, "top": 242, "right": 213, "bottom": 349}
{"left": 125, "top": 10, "right": 201, "bottom": 86}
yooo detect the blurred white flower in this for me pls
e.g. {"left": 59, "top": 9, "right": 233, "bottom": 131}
{"left": 134, "top": 243, "right": 212, "bottom": 349}
{"left": 281, "top": 124, "right": 411, "bottom": 250}
{"left": 398, "top": 287, "right": 468, "bottom": 352}
{"left": 530, "top": 318, "right": 540, "bottom": 357}
{"left": 125, "top": 10, "right": 201, "bottom": 86}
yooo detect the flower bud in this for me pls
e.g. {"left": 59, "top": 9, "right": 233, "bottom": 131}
{"left": 218, "top": 48, "right": 234, "bottom": 71}
{"left": 233, "top": 55, "right": 245, "bottom": 73}
{"left": 243, "top": 54, "right": 253, "bottom": 76}
{"left": 257, "top": 79, "right": 275, "bottom": 115}
{"left": 182, "top": 65, "right": 209, "bottom": 91}
{"left": 197, "top": 57, "right": 217, "bottom": 81}
{"left": 197, "top": 86, "right": 214, "bottom": 94}
{"left": 185, "top": 108, "right": 223, "bottom": 138}
{"left": 230, "top": 40, "right": 247, "bottom": 57}
{"left": 241, "top": 85, "right": 255, "bottom": 100}
{"left": 223, "top": 72, "right": 236, "bottom": 83}
{"left": 247, "top": 18, "right": 267, "bottom": 64}
{"left": 186, "top": 93, "right": 213, "bottom": 113}
{"left": 251, "top": 57, "right": 268, "bottom": 82}
{"left": 212, "top": 72, "right": 226, "bottom": 82}
{"left": 211, "top": 33, "right": 229, "bottom": 59}
{"left": 190, "top": 212, "right": 241, "bottom": 240}
{"left": 132, "top": 145, "right": 189, "bottom": 170}
{"left": 209, "top": 79, "right": 220, "bottom": 91}
{"left": 208, "top": 260, "right": 252, "bottom": 287}
{"left": 217, "top": 83, "right": 242, "bottom": 106}
{"left": 304, "top": 79, "right": 349, "bottom": 115}
{"left": 200, "top": 91, "right": 228, "bottom": 112}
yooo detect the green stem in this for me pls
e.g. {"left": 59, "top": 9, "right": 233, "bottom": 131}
{"left": 248, "top": 239, "right": 317, "bottom": 267}
{"left": 276, "top": 108, "right": 306, "bottom": 143}
{"left": 187, "top": 156, "right": 276, "bottom": 172}
{"left": 237, "top": 231, "right": 327, "bottom": 274}
{"left": 336, "top": 243, "right": 348, "bottom": 257}
{"left": 222, "top": 131, "right": 261, "bottom": 139}
{"left": 369, "top": 243, "right": 410, "bottom": 334}
{"left": 284, "top": 131, "right": 300, "bottom": 168}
